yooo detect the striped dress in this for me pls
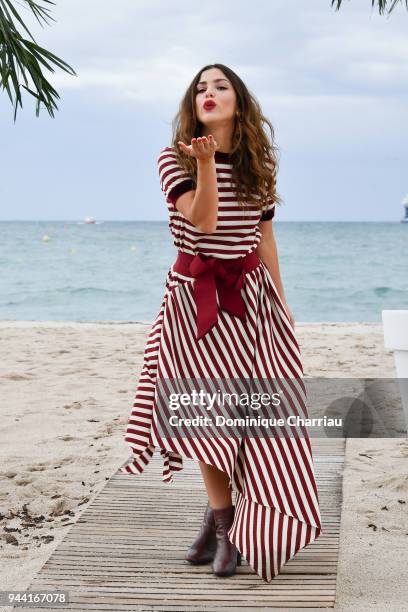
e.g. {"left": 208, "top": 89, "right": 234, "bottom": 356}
{"left": 121, "top": 146, "right": 322, "bottom": 582}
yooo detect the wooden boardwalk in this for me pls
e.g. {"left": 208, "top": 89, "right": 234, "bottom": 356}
{"left": 18, "top": 439, "right": 345, "bottom": 612}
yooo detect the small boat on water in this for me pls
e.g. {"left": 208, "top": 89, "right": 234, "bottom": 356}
{"left": 401, "top": 196, "right": 408, "bottom": 223}
{"left": 77, "top": 216, "right": 103, "bottom": 225}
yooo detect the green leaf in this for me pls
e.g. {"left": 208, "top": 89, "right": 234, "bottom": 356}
{"left": 0, "top": 0, "right": 76, "bottom": 120}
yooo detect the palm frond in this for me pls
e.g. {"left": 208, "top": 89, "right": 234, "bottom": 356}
{"left": 331, "top": 0, "right": 408, "bottom": 15}
{"left": 0, "top": 0, "right": 76, "bottom": 121}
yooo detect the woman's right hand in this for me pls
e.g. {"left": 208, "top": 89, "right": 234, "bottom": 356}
{"left": 177, "top": 135, "right": 218, "bottom": 160}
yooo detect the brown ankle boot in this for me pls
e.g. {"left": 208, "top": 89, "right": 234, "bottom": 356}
{"left": 186, "top": 502, "right": 217, "bottom": 564}
{"left": 212, "top": 505, "right": 242, "bottom": 577}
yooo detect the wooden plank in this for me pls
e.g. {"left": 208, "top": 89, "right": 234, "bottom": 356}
{"left": 17, "top": 438, "right": 345, "bottom": 611}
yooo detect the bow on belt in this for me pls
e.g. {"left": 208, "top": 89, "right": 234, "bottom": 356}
{"left": 173, "top": 251, "right": 261, "bottom": 340}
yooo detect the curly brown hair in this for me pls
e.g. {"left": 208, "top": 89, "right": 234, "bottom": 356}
{"left": 171, "top": 63, "right": 283, "bottom": 214}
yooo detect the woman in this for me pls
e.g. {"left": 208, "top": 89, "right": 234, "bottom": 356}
{"left": 121, "top": 63, "right": 322, "bottom": 582}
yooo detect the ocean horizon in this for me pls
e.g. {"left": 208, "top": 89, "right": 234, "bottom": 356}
{"left": 1, "top": 220, "right": 406, "bottom": 323}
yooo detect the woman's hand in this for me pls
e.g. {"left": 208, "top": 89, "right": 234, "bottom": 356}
{"left": 178, "top": 135, "right": 218, "bottom": 160}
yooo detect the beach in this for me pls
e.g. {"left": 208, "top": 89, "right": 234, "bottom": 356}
{"left": 1, "top": 321, "right": 407, "bottom": 611}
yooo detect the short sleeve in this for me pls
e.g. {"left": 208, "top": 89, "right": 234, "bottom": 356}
{"left": 260, "top": 201, "right": 275, "bottom": 221}
{"left": 260, "top": 159, "right": 277, "bottom": 221}
{"left": 157, "top": 147, "right": 195, "bottom": 206}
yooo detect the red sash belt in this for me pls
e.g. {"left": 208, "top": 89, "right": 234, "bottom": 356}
{"left": 172, "top": 250, "right": 261, "bottom": 340}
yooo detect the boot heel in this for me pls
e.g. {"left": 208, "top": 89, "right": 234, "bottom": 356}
{"left": 237, "top": 551, "right": 242, "bottom": 566}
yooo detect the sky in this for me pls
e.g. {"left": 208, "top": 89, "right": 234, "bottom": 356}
{"left": 0, "top": 0, "right": 407, "bottom": 221}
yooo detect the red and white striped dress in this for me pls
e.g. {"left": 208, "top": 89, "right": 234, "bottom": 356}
{"left": 121, "top": 146, "right": 322, "bottom": 582}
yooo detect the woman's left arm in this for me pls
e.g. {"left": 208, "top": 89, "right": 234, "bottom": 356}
{"left": 255, "top": 219, "right": 295, "bottom": 330}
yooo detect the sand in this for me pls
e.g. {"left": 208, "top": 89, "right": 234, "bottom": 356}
{"left": 0, "top": 321, "right": 407, "bottom": 611}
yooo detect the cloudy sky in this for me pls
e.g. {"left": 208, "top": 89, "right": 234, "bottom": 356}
{"left": 1, "top": 0, "right": 407, "bottom": 221}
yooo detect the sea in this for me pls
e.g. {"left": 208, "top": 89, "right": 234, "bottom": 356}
{"left": 0, "top": 221, "right": 407, "bottom": 323}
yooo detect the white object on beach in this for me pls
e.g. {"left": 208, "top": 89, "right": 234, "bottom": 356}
{"left": 84, "top": 216, "right": 96, "bottom": 224}
{"left": 382, "top": 309, "right": 408, "bottom": 433}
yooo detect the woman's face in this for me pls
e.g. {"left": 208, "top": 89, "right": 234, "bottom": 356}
{"left": 195, "top": 67, "right": 237, "bottom": 126}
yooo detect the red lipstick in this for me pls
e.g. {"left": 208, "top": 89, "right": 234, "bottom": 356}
{"left": 203, "top": 100, "right": 216, "bottom": 110}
